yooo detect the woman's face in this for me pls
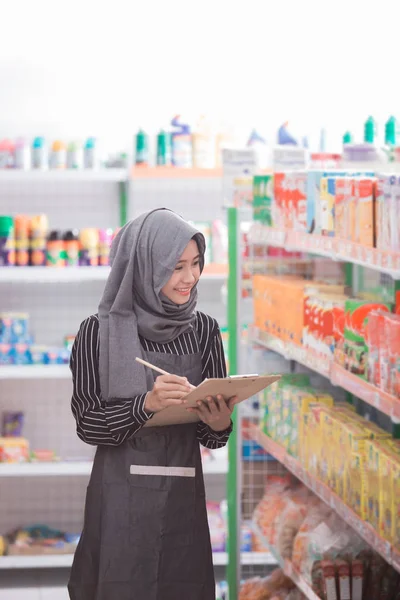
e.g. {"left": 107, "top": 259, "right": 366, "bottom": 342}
{"left": 161, "top": 239, "right": 201, "bottom": 305}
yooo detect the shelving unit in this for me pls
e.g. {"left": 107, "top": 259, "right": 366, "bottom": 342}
{"left": 250, "top": 225, "right": 400, "bottom": 279}
{"left": 251, "top": 326, "right": 400, "bottom": 420}
{"left": 0, "top": 169, "right": 233, "bottom": 596}
{"left": 250, "top": 427, "right": 400, "bottom": 570}
{"left": 0, "top": 551, "right": 274, "bottom": 570}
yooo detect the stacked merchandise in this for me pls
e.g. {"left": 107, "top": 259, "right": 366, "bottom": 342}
{"left": 0, "top": 136, "right": 126, "bottom": 170}
{"left": 0, "top": 215, "right": 117, "bottom": 268}
{"left": 252, "top": 475, "right": 400, "bottom": 599}
{"left": 0, "top": 312, "right": 72, "bottom": 366}
{"left": 252, "top": 274, "right": 400, "bottom": 395}
{"left": 207, "top": 501, "right": 258, "bottom": 555}
{"left": 251, "top": 170, "right": 400, "bottom": 254}
{"left": 0, "top": 525, "right": 79, "bottom": 557}
{"left": 0, "top": 409, "right": 59, "bottom": 464}
{"left": 239, "top": 568, "right": 302, "bottom": 600}
{"left": 258, "top": 375, "right": 400, "bottom": 553}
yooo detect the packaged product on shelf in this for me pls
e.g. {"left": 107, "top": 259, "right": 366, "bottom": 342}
{"left": 135, "top": 129, "right": 149, "bottom": 167}
{"left": 63, "top": 230, "right": 80, "bottom": 266}
{"left": 344, "top": 300, "right": 392, "bottom": 378}
{"left": 5, "top": 524, "right": 79, "bottom": 556}
{"left": 31, "top": 137, "right": 48, "bottom": 170}
{"left": 354, "top": 178, "right": 376, "bottom": 247}
{"left": 2, "top": 411, "right": 24, "bottom": 437}
{"left": 387, "top": 314, "right": 400, "bottom": 397}
{"left": 366, "top": 311, "right": 383, "bottom": 387}
{"left": 276, "top": 489, "right": 310, "bottom": 559}
{"left": 378, "top": 442, "right": 400, "bottom": 544}
{"left": 83, "top": 137, "right": 98, "bottom": 169}
{"left": 171, "top": 115, "right": 192, "bottom": 168}
{"left": 0, "top": 215, "right": 15, "bottom": 266}
{"left": 0, "top": 139, "right": 15, "bottom": 168}
{"left": 239, "top": 569, "right": 295, "bottom": 600}
{"left": 291, "top": 501, "right": 331, "bottom": 574}
{"left": 320, "top": 177, "right": 336, "bottom": 237}
{"left": 192, "top": 116, "right": 215, "bottom": 169}
{"left": 392, "top": 175, "right": 400, "bottom": 252}
{"left": 30, "top": 214, "right": 48, "bottom": 266}
{"left": 67, "top": 141, "right": 84, "bottom": 169}
{"left": 334, "top": 177, "right": 353, "bottom": 241}
{"left": 156, "top": 130, "right": 172, "bottom": 167}
{"left": 273, "top": 171, "right": 307, "bottom": 231}
{"left": 98, "top": 228, "right": 113, "bottom": 267}
{"left": 46, "top": 230, "right": 66, "bottom": 267}
{"left": 253, "top": 174, "right": 274, "bottom": 226}
{"left": 50, "top": 140, "right": 67, "bottom": 169}
{"left": 14, "top": 138, "right": 31, "bottom": 170}
{"left": 206, "top": 501, "right": 225, "bottom": 552}
{"left": 0, "top": 437, "right": 29, "bottom": 462}
{"left": 0, "top": 312, "right": 30, "bottom": 344}
{"left": 79, "top": 228, "right": 99, "bottom": 266}
{"left": 14, "top": 215, "right": 30, "bottom": 266}
{"left": 30, "top": 345, "right": 48, "bottom": 364}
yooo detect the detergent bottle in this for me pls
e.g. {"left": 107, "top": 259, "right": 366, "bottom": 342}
{"left": 171, "top": 115, "right": 192, "bottom": 168}
{"left": 156, "top": 130, "right": 172, "bottom": 166}
{"left": 192, "top": 116, "right": 215, "bottom": 168}
{"left": 32, "top": 137, "right": 48, "bottom": 170}
{"left": 135, "top": 129, "right": 149, "bottom": 166}
{"left": 84, "top": 137, "right": 97, "bottom": 169}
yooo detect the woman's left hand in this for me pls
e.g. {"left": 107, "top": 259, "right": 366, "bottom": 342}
{"left": 186, "top": 395, "right": 239, "bottom": 432}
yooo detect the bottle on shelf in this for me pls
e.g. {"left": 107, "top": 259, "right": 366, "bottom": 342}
{"left": 135, "top": 129, "right": 149, "bottom": 166}
{"left": 79, "top": 228, "right": 99, "bottom": 266}
{"left": 156, "top": 130, "right": 172, "bottom": 166}
{"left": 31, "top": 137, "right": 48, "bottom": 170}
{"left": 171, "top": 115, "right": 193, "bottom": 168}
{"left": 67, "top": 141, "right": 84, "bottom": 169}
{"left": 14, "top": 215, "right": 30, "bottom": 267}
{"left": 84, "top": 137, "right": 97, "bottom": 169}
{"left": 50, "top": 140, "right": 67, "bottom": 169}
{"left": 0, "top": 216, "right": 15, "bottom": 266}
{"left": 14, "top": 138, "right": 31, "bottom": 170}
{"left": 29, "top": 214, "right": 48, "bottom": 266}
{"left": 46, "top": 231, "right": 66, "bottom": 267}
{"left": 64, "top": 230, "right": 80, "bottom": 266}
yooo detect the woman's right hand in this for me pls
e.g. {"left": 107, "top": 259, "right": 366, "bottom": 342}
{"left": 144, "top": 375, "right": 192, "bottom": 413}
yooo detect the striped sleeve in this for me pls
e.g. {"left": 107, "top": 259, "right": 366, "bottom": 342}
{"left": 70, "top": 316, "right": 153, "bottom": 446}
{"left": 196, "top": 313, "right": 233, "bottom": 449}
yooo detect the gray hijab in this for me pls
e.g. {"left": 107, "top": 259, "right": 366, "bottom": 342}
{"left": 98, "top": 208, "right": 205, "bottom": 402}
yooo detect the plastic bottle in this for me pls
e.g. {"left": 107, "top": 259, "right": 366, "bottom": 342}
{"left": 385, "top": 116, "right": 397, "bottom": 146}
{"left": 14, "top": 138, "right": 31, "bottom": 170}
{"left": 135, "top": 129, "right": 149, "bottom": 166}
{"left": 64, "top": 230, "right": 80, "bottom": 266}
{"left": 171, "top": 115, "right": 192, "bottom": 167}
{"left": 79, "top": 228, "right": 99, "bottom": 266}
{"left": 192, "top": 117, "right": 215, "bottom": 169}
{"left": 343, "top": 131, "right": 353, "bottom": 144}
{"left": 46, "top": 231, "right": 66, "bottom": 267}
{"left": 0, "top": 216, "right": 15, "bottom": 266}
{"left": 50, "top": 140, "right": 67, "bottom": 169}
{"left": 98, "top": 229, "right": 113, "bottom": 266}
{"left": 67, "top": 141, "right": 84, "bottom": 169}
{"left": 156, "top": 130, "right": 172, "bottom": 166}
{"left": 30, "top": 215, "right": 48, "bottom": 266}
{"left": 364, "top": 116, "right": 377, "bottom": 143}
{"left": 84, "top": 137, "right": 97, "bottom": 169}
{"left": 0, "top": 140, "right": 15, "bottom": 169}
{"left": 14, "top": 215, "right": 30, "bottom": 267}
{"left": 32, "top": 137, "right": 48, "bottom": 170}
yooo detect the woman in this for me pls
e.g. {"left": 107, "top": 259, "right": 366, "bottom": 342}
{"left": 68, "top": 208, "right": 236, "bottom": 600}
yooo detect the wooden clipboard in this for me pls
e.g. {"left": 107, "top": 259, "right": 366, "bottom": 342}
{"left": 144, "top": 374, "right": 281, "bottom": 428}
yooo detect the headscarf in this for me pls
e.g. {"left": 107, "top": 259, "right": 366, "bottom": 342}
{"left": 98, "top": 208, "right": 205, "bottom": 401}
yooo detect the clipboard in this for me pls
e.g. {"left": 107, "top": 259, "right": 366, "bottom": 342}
{"left": 144, "top": 373, "right": 281, "bottom": 428}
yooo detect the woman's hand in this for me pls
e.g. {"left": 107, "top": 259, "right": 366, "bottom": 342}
{"left": 186, "top": 395, "right": 239, "bottom": 432}
{"left": 144, "top": 375, "right": 192, "bottom": 413}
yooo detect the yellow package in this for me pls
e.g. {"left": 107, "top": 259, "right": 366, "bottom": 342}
{"left": 289, "top": 389, "right": 315, "bottom": 457}
{"left": 365, "top": 439, "right": 382, "bottom": 531}
{"left": 305, "top": 404, "right": 325, "bottom": 477}
{"left": 342, "top": 421, "right": 369, "bottom": 510}
{"left": 378, "top": 442, "right": 399, "bottom": 543}
{"left": 392, "top": 456, "right": 400, "bottom": 552}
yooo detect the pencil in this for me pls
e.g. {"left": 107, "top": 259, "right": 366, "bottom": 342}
{"left": 135, "top": 357, "right": 196, "bottom": 390}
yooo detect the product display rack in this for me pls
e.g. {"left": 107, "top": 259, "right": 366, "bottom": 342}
{"left": 0, "top": 170, "right": 244, "bottom": 597}
{"left": 226, "top": 202, "right": 400, "bottom": 599}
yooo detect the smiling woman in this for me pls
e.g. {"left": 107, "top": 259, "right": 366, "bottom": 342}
{"left": 161, "top": 240, "right": 201, "bottom": 304}
{"left": 68, "top": 208, "right": 235, "bottom": 600}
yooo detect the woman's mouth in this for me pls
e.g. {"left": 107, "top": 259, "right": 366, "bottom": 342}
{"left": 175, "top": 287, "right": 191, "bottom": 296}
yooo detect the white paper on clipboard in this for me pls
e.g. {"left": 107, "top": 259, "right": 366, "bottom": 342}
{"left": 144, "top": 374, "right": 281, "bottom": 428}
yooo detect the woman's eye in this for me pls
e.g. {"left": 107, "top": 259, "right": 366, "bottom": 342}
{"left": 175, "top": 266, "right": 183, "bottom": 271}
{"left": 193, "top": 261, "right": 200, "bottom": 267}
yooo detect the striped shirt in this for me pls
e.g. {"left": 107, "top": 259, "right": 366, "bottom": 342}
{"left": 70, "top": 312, "right": 232, "bottom": 449}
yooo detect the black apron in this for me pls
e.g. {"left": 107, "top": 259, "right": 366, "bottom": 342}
{"left": 68, "top": 344, "right": 215, "bottom": 600}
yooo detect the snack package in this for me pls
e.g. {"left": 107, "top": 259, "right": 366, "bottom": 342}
{"left": 276, "top": 491, "right": 310, "bottom": 559}
{"left": 292, "top": 502, "right": 332, "bottom": 573}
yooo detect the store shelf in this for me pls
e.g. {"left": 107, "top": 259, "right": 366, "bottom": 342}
{"left": 0, "top": 169, "right": 127, "bottom": 182}
{"left": 250, "top": 225, "right": 400, "bottom": 279}
{"left": 252, "top": 523, "right": 321, "bottom": 600}
{"left": 251, "top": 327, "right": 400, "bottom": 420}
{"left": 0, "top": 267, "right": 110, "bottom": 283}
{"left": 251, "top": 426, "right": 400, "bottom": 572}
{"left": 131, "top": 166, "right": 222, "bottom": 179}
{"left": 0, "top": 457, "right": 227, "bottom": 477}
{"left": 330, "top": 363, "right": 400, "bottom": 420}
{"left": 0, "top": 551, "right": 274, "bottom": 569}
{"left": 0, "top": 264, "right": 227, "bottom": 283}
{"left": 0, "top": 462, "right": 93, "bottom": 477}
{"left": 251, "top": 327, "right": 331, "bottom": 379}
{"left": 0, "top": 365, "right": 70, "bottom": 380}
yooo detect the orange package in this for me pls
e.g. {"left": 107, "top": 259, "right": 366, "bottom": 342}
{"left": 354, "top": 178, "right": 376, "bottom": 247}
{"left": 387, "top": 314, "right": 400, "bottom": 397}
